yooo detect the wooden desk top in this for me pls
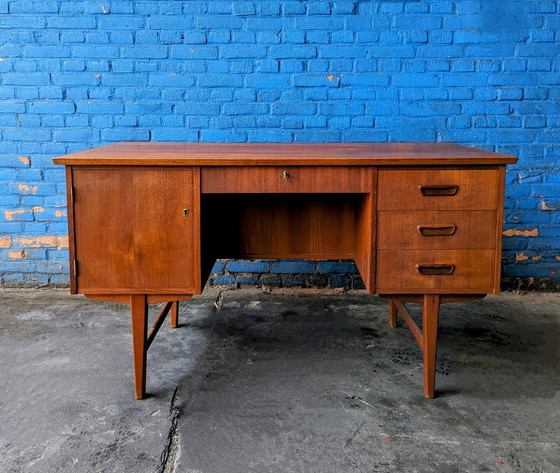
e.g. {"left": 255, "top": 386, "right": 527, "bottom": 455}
{"left": 53, "top": 142, "right": 517, "bottom": 166}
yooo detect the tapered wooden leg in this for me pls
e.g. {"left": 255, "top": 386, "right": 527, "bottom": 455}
{"left": 130, "top": 295, "right": 148, "bottom": 400}
{"left": 170, "top": 301, "right": 179, "bottom": 328}
{"left": 389, "top": 300, "right": 398, "bottom": 328}
{"left": 422, "top": 294, "right": 441, "bottom": 399}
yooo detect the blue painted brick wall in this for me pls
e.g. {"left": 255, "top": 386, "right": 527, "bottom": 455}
{"left": 1, "top": 1, "right": 560, "bottom": 288}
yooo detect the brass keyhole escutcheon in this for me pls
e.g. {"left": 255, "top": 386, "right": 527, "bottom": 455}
{"left": 283, "top": 171, "right": 290, "bottom": 180}
{"left": 183, "top": 209, "right": 189, "bottom": 217}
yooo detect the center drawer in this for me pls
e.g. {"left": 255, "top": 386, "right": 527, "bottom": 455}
{"left": 201, "top": 166, "right": 372, "bottom": 193}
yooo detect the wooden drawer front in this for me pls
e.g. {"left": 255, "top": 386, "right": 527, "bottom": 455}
{"left": 377, "top": 169, "right": 500, "bottom": 210}
{"left": 376, "top": 249, "right": 495, "bottom": 293}
{"left": 201, "top": 166, "right": 371, "bottom": 193}
{"left": 377, "top": 211, "right": 497, "bottom": 250}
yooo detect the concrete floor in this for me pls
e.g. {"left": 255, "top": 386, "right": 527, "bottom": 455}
{"left": 0, "top": 288, "right": 558, "bottom": 473}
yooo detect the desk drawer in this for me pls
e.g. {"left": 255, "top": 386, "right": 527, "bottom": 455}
{"left": 377, "top": 168, "right": 500, "bottom": 210}
{"left": 201, "top": 166, "right": 371, "bottom": 193}
{"left": 376, "top": 249, "right": 496, "bottom": 293}
{"left": 377, "top": 211, "right": 497, "bottom": 250}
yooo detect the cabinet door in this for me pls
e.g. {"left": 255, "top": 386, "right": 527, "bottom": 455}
{"left": 72, "top": 167, "right": 199, "bottom": 294}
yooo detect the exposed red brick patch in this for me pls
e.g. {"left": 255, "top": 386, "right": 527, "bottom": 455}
{"left": 503, "top": 228, "right": 539, "bottom": 237}
{"left": 0, "top": 236, "right": 11, "bottom": 248}
{"left": 14, "top": 236, "right": 68, "bottom": 248}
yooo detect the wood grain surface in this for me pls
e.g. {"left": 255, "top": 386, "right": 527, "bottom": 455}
{"left": 53, "top": 142, "right": 518, "bottom": 166}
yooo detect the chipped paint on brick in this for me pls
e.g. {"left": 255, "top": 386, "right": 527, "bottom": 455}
{"left": 4, "top": 209, "right": 27, "bottom": 221}
{"left": 8, "top": 251, "right": 26, "bottom": 259}
{"left": 503, "top": 228, "right": 539, "bottom": 237}
{"left": 18, "top": 156, "right": 30, "bottom": 165}
{"left": 516, "top": 253, "right": 529, "bottom": 261}
{"left": 14, "top": 236, "right": 68, "bottom": 249}
{"left": 541, "top": 201, "right": 560, "bottom": 211}
{"left": 531, "top": 256, "right": 541, "bottom": 261}
{"left": 54, "top": 210, "right": 67, "bottom": 218}
{"left": 4, "top": 207, "right": 44, "bottom": 221}
{"left": 0, "top": 236, "right": 11, "bottom": 248}
{"left": 17, "top": 184, "right": 39, "bottom": 194}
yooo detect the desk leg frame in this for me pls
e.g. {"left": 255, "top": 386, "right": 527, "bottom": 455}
{"left": 383, "top": 294, "right": 441, "bottom": 399}
{"left": 382, "top": 293, "right": 485, "bottom": 398}
{"left": 130, "top": 295, "right": 148, "bottom": 400}
{"left": 129, "top": 295, "right": 182, "bottom": 399}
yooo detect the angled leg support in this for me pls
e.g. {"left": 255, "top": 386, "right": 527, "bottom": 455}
{"left": 129, "top": 297, "right": 186, "bottom": 399}
{"left": 383, "top": 294, "right": 441, "bottom": 399}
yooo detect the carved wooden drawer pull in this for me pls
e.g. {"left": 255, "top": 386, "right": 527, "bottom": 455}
{"left": 418, "top": 185, "right": 459, "bottom": 196}
{"left": 416, "top": 264, "right": 456, "bottom": 275}
{"left": 417, "top": 224, "right": 457, "bottom": 236}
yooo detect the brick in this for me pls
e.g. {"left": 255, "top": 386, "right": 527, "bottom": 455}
{"left": 0, "top": 16, "right": 46, "bottom": 28}
{"left": 198, "top": 75, "right": 243, "bottom": 88}
{"left": 283, "top": 3, "right": 305, "bottom": 15}
{"left": 28, "top": 101, "right": 75, "bottom": 114}
{"left": 226, "top": 261, "right": 271, "bottom": 273}
{"left": 151, "top": 129, "right": 198, "bottom": 141}
{"left": 53, "top": 129, "right": 99, "bottom": 142}
{"left": 220, "top": 45, "right": 268, "bottom": 59}
{"left": 295, "top": 17, "right": 343, "bottom": 30}
{"left": 101, "top": 129, "right": 150, "bottom": 141}
{"left": 2, "top": 74, "right": 50, "bottom": 86}
{"left": 213, "top": 275, "right": 236, "bottom": 285}
{"left": 102, "top": 74, "right": 148, "bottom": 87}
{"left": 98, "top": 16, "right": 144, "bottom": 30}
{"left": 0, "top": 101, "right": 25, "bottom": 113}
{"left": 248, "top": 130, "right": 292, "bottom": 142}
{"left": 282, "top": 275, "right": 306, "bottom": 287}
{"left": 223, "top": 103, "right": 268, "bottom": 115}
{"left": 196, "top": 16, "right": 243, "bottom": 29}
{"left": 51, "top": 74, "right": 100, "bottom": 86}
{"left": 270, "top": 261, "right": 316, "bottom": 274}
{"left": 169, "top": 45, "right": 218, "bottom": 59}
{"left": 76, "top": 102, "right": 124, "bottom": 114}
{"left": 317, "top": 261, "right": 357, "bottom": 275}
{"left": 122, "top": 47, "right": 168, "bottom": 59}
{"left": 329, "top": 274, "right": 352, "bottom": 289}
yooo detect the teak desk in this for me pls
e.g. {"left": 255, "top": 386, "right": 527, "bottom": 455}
{"left": 53, "top": 142, "right": 517, "bottom": 399}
